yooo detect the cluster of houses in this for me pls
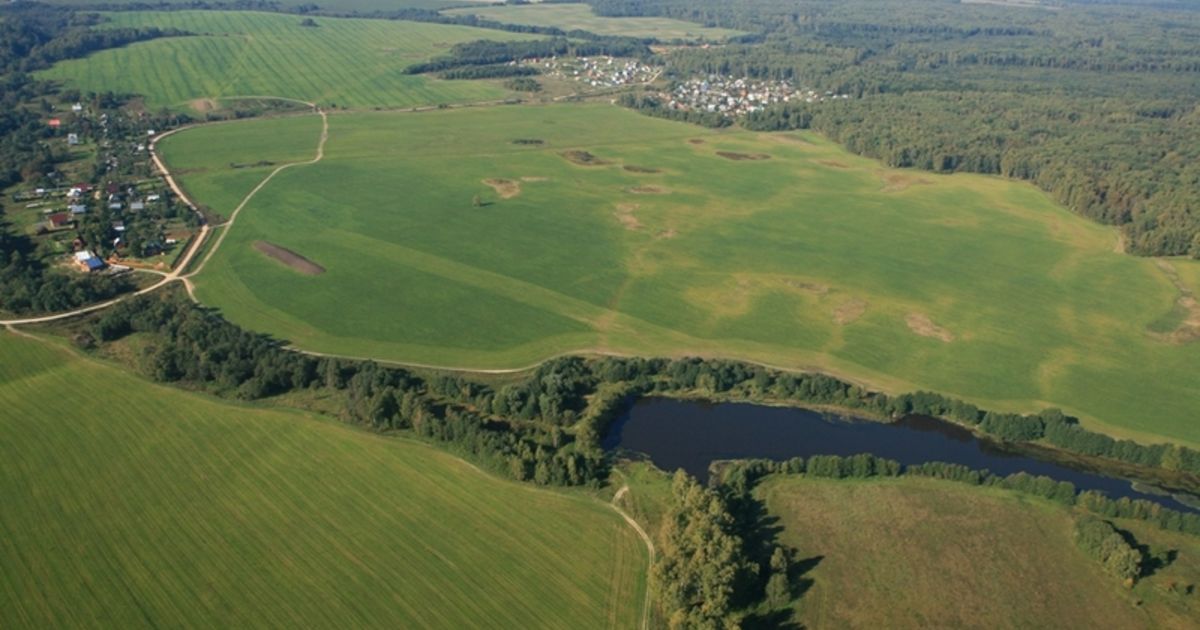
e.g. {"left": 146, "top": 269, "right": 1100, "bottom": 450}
{"left": 664, "top": 75, "right": 852, "bottom": 117}
{"left": 526, "top": 56, "right": 660, "bottom": 88}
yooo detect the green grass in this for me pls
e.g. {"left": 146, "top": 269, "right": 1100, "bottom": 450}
{"left": 0, "top": 331, "right": 647, "bottom": 628}
{"left": 38, "top": 11, "right": 539, "bottom": 110}
{"left": 441, "top": 3, "right": 744, "bottom": 41}
{"left": 760, "top": 475, "right": 1200, "bottom": 628}
{"left": 162, "top": 103, "right": 1200, "bottom": 446}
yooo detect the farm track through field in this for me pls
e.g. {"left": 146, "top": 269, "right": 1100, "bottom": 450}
{"left": 612, "top": 485, "right": 654, "bottom": 630}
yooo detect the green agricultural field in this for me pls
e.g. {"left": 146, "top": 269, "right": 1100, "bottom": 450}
{"left": 760, "top": 475, "right": 1200, "bottom": 628}
{"left": 0, "top": 331, "right": 646, "bottom": 628}
{"left": 442, "top": 3, "right": 744, "bottom": 40}
{"left": 38, "top": 11, "right": 539, "bottom": 110}
{"left": 164, "top": 103, "right": 1200, "bottom": 446}
{"left": 44, "top": 0, "right": 475, "bottom": 10}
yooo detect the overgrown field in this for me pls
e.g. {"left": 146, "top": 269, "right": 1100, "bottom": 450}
{"left": 0, "top": 331, "right": 646, "bottom": 628}
{"left": 760, "top": 475, "right": 1200, "bottom": 628}
{"left": 441, "top": 3, "right": 743, "bottom": 40}
{"left": 38, "top": 11, "right": 538, "bottom": 110}
{"left": 164, "top": 103, "right": 1200, "bottom": 445}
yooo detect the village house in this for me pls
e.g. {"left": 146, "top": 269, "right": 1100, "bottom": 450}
{"left": 47, "top": 213, "right": 72, "bottom": 230}
{"left": 74, "top": 250, "right": 105, "bottom": 273}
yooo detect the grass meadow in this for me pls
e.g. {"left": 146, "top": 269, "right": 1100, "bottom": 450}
{"left": 0, "top": 331, "right": 646, "bottom": 629}
{"left": 760, "top": 475, "right": 1200, "bottom": 628}
{"left": 441, "top": 3, "right": 744, "bottom": 40}
{"left": 38, "top": 11, "right": 538, "bottom": 110}
{"left": 163, "top": 103, "right": 1200, "bottom": 446}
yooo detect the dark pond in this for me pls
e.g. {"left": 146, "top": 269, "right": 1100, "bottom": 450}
{"left": 604, "top": 397, "right": 1200, "bottom": 514}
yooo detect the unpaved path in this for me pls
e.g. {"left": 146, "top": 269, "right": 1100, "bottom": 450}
{"left": 611, "top": 485, "right": 654, "bottom": 630}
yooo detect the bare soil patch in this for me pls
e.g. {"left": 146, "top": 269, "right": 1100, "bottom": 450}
{"left": 1149, "top": 260, "right": 1200, "bottom": 344}
{"left": 190, "top": 98, "right": 218, "bottom": 113}
{"left": 614, "top": 203, "right": 641, "bottom": 231}
{"left": 626, "top": 185, "right": 669, "bottom": 195}
{"left": 687, "top": 139, "right": 705, "bottom": 145}
{"left": 819, "top": 159, "right": 850, "bottom": 169}
{"left": 483, "top": 178, "right": 521, "bottom": 199}
{"left": 717, "top": 151, "right": 771, "bottom": 161}
{"left": 623, "top": 165, "right": 661, "bottom": 174}
{"left": 561, "top": 150, "right": 608, "bottom": 166}
{"left": 881, "top": 171, "right": 933, "bottom": 193}
{"left": 906, "top": 312, "right": 955, "bottom": 342}
{"left": 254, "top": 241, "right": 325, "bottom": 275}
{"left": 833, "top": 299, "right": 868, "bottom": 325}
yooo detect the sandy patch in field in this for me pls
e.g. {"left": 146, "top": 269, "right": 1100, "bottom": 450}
{"left": 254, "top": 241, "right": 325, "bottom": 275}
{"left": 1149, "top": 260, "right": 1200, "bottom": 344}
{"left": 833, "top": 299, "right": 868, "bottom": 325}
{"left": 881, "top": 171, "right": 933, "bottom": 193}
{"left": 561, "top": 150, "right": 608, "bottom": 166}
{"left": 717, "top": 151, "right": 772, "bottom": 161}
{"left": 614, "top": 203, "right": 642, "bottom": 230}
{"left": 190, "top": 98, "right": 219, "bottom": 113}
{"left": 483, "top": 178, "right": 521, "bottom": 198}
{"left": 623, "top": 165, "right": 661, "bottom": 174}
{"left": 906, "top": 312, "right": 955, "bottom": 342}
{"left": 626, "top": 185, "right": 670, "bottom": 195}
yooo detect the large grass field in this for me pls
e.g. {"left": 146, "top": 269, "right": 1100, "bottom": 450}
{"left": 0, "top": 331, "right": 646, "bottom": 628}
{"left": 38, "top": 11, "right": 538, "bottom": 110}
{"left": 441, "top": 3, "right": 744, "bottom": 41}
{"left": 760, "top": 475, "right": 1200, "bottom": 628}
{"left": 162, "top": 103, "right": 1200, "bottom": 446}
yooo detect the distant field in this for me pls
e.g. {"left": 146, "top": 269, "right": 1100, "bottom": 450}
{"left": 45, "top": 0, "right": 478, "bottom": 9}
{"left": 761, "top": 476, "right": 1200, "bottom": 628}
{"left": 442, "top": 3, "right": 743, "bottom": 40}
{"left": 0, "top": 331, "right": 646, "bottom": 628}
{"left": 163, "top": 103, "right": 1200, "bottom": 446}
{"left": 38, "top": 11, "right": 538, "bottom": 110}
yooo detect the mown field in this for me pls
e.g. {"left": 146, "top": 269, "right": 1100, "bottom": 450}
{"left": 0, "top": 331, "right": 646, "bottom": 628}
{"left": 441, "top": 3, "right": 744, "bottom": 40}
{"left": 760, "top": 475, "right": 1200, "bottom": 628}
{"left": 38, "top": 11, "right": 538, "bottom": 110}
{"left": 163, "top": 103, "right": 1200, "bottom": 446}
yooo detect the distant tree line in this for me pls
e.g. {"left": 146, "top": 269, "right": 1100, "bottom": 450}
{"left": 439, "top": 64, "right": 539, "bottom": 81}
{"left": 617, "top": 92, "right": 733, "bottom": 128}
{"left": 582, "top": 0, "right": 1200, "bottom": 256}
{"left": 83, "top": 292, "right": 1200, "bottom": 491}
{"left": 712, "top": 455, "right": 1200, "bottom": 537}
{"left": 406, "top": 37, "right": 651, "bottom": 75}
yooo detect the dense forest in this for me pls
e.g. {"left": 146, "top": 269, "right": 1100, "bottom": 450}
{"left": 592, "top": 0, "right": 1200, "bottom": 256}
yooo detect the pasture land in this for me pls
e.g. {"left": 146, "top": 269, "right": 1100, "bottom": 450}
{"left": 0, "top": 331, "right": 646, "bottom": 629}
{"left": 760, "top": 475, "right": 1200, "bottom": 628}
{"left": 442, "top": 3, "right": 744, "bottom": 40}
{"left": 38, "top": 11, "right": 538, "bottom": 110}
{"left": 165, "top": 103, "right": 1200, "bottom": 445}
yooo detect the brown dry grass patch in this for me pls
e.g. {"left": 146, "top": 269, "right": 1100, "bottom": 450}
{"left": 1149, "top": 260, "right": 1200, "bottom": 344}
{"left": 818, "top": 159, "right": 850, "bottom": 169}
{"left": 687, "top": 139, "right": 705, "bottom": 145}
{"left": 717, "top": 151, "right": 772, "bottom": 161}
{"left": 623, "top": 165, "right": 661, "bottom": 174}
{"left": 833, "top": 299, "right": 868, "bottom": 325}
{"left": 190, "top": 98, "right": 218, "bottom": 113}
{"left": 626, "top": 185, "right": 669, "bottom": 195}
{"left": 561, "top": 150, "right": 608, "bottom": 166}
{"left": 881, "top": 171, "right": 933, "bottom": 193}
{"left": 482, "top": 178, "right": 521, "bottom": 199}
{"left": 906, "top": 312, "right": 955, "bottom": 342}
{"left": 254, "top": 241, "right": 325, "bottom": 275}
{"left": 614, "top": 203, "right": 641, "bottom": 231}
{"left": 786, "top": 280, "right": 830, "bottom": 296}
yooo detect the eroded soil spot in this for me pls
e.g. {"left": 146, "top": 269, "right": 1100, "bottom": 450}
{"left": 483, "top": 178, "right": 521, "bottom": 198}
{"left": 906, "top": 312, "right": 955, "bottom": 342}
{"left": 254, "top": 241, "right": 325, "bottom": 275}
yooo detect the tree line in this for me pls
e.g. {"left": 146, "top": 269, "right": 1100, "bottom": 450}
{"left": 82, "top": 291, "right": 1200, "bottom": 492}
{"left": 712, "top": 455, "right": 1200, "bottom": 537}
{"left": 406, "top": 37, "right": 651, "bottom": 75}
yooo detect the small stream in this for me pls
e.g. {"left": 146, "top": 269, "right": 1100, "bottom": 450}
{"left": 604, "top": 397, "right": 1200, "bottom": 514}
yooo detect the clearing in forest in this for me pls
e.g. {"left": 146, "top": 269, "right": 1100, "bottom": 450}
{"left": 162, "top": 102, "right": 1200, "bottom": 445}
